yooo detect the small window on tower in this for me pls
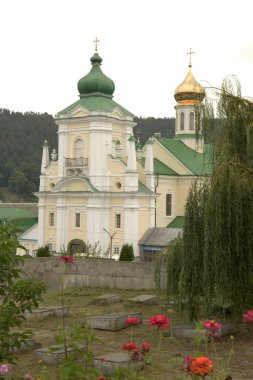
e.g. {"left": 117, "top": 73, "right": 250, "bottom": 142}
{"left": 166, "top": 193, "right": 172, "bottom": 216}
{"left": 75, "top": 213, "right": 81, "bottom": 228}
{"left": 115, "top": 213, "right": 121, "bottom": 229}
{"left": 189, "top": 112, "right": 194, "bottom": 130}
{"left": 180, "top": 112, "right": 185, "bottom": 131}
{"left": 49, "top": 212, "right": 54, "bottom": 227}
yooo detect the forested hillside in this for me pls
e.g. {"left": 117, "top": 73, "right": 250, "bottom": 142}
{"left": 133, "top": 116, "right": 175, "bottom": 143}
{"left": 0, "top": 110, "right": 175, "bottom": 201}
{"left": 0, "top": 109, "right": 58, "bottom": 202}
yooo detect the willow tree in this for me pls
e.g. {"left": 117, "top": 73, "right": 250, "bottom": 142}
{"left": 169, "top": 76, "right": 253, "bottom": 320}
{"left": 201, "top": 76, "right": 253, "bottom": 316}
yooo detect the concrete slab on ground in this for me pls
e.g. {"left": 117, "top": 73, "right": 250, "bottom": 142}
{"left": 89, "top": 312, "right": 142, "bottom": 331}
{"left": 93, "top": 352, "right": 144, "bottom": 376}
{"left": 35, "top": 345, "right": 86, "bottom": 366}
{"left": 25, "top": 306, "right": 69, "bottom": 320}
{"left": 91, "top": 293, "right": 122, "bottom": 305}
{"left": 127, "top": 294, "right": 157, "bottom": 305}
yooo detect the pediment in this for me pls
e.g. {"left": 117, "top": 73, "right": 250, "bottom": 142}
{"left": 53, "top": 177, "right": 93, "bottom": 192}
{"left": 111, "top": 106, "right": 124, "bottom": 119}
{"left": 70, "top": 106, "right": 90, "bottom": 118}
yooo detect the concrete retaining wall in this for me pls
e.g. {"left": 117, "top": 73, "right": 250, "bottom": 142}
{"left": 21, "top": 258, "right": 166, "bottom": 290}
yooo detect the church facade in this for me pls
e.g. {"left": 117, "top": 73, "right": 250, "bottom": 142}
{"left": 18, "top": 48, "right": 211, "bottom": 257}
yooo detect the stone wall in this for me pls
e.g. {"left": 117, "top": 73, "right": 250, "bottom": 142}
{"left": 21, "top": 258, "right": 166, "bottom": 290}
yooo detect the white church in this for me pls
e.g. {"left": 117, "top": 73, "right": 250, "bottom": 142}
{"left": 18, "top": 46, "right": 211, "bottom": 258}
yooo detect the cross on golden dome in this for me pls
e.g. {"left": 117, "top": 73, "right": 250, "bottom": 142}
{"left": 187, "top": 48, "right": 195, "bottom": 67}
{"left": 94, "top": 37, "right": 99, "bottom": 52}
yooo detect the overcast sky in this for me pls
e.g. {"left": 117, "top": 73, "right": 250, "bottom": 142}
{"left": 0, "top": 0, "right": 253, "bottom": 118}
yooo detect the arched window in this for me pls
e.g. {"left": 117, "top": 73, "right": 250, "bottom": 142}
{"left": 189, "top": 112, "right": 195, "bottom": 130}
{"left": 180, "top": 112, "right": 185, "bottom": 131}
{"left": 74, "top": 139, "right": 84, "bottom": 158}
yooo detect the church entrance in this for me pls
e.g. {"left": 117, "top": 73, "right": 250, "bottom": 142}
{"left": 67, "top": 239, "right": 86, "bottom": 256}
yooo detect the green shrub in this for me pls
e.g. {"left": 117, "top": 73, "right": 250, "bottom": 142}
{"left": 36, "top": 245, "right": 51, "bottom": 257}
{"left": 119, "top": 243, "right": 134, "bottom": 261}
{"left": 22, "top": 253, "right": 34, "bottom": 258}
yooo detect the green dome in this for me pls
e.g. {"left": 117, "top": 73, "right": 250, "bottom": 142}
{"left": 78, "top": 53, "right": 115, "bottom": 98}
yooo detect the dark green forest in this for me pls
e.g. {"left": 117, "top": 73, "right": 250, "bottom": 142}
{"left": 0, "top": 109, "right": 175, "bottom": 202}
{"left": 0, "top": 109, "right": 58, "bottom": 201}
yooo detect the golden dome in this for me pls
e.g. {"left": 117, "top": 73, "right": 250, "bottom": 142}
{"left": 174, "top": 65, "right": 205, "bottom": 104}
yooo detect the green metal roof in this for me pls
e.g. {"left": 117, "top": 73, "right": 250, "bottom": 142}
{"left": 154, "top": 158, "right": 179, "bottom": 176}
{"left": 167, "top": 216, "right": 185, "bottom": 228}
{"left": 139, "top": 158, "right": 179, "bottom": 176}
{"left": 58, "top": 95, "right": 134, "bottom": 117}
{"left": 138, "top": 181, "right": 153, "bottom": 193}
{"left": 0, "top": 208, "right": 38, "bottom": 234}
{"left": 15, "top": 217, "right": 38, "bottom": 233}
{"left": 157, "top": 137, "right": 213, "bottom": 175}
{"left": 78, "top": 53, "right": 115, "bottom": 97}
{"left": 0, "top": 208, "right": 37, "bottom": 218}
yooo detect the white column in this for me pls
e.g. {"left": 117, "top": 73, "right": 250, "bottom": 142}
{"left": 41, "top": 140, "right": 49, "bottom": 174}
{"left": 86, "top": 199, "right": 110, "bottom": 252}
{"left": 124, "top": 199, "right": 139, "bottom": 256}
{"left": 125, "top": 136, "right": 138, "bottom": 192}
{"left": 38, "top": 201, "right": 45, "bottom": 247}
{"left": 144, "top": 138, "right": 155, "bottom": 191}
{"left": 57, "top": 124, "right": 68, "bottom": 178}
{"left": 56, "top": 198, "right": 68, "bottom": 253}
{"left": 89, "top": 120, "right": 111, "bottom": 190}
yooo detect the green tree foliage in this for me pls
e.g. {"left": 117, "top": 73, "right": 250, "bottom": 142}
{"left": 166, "top": 76, "right": 253, "bottom": 320}
{"left": 36, "top": 245, "right": 51, "bottom": 257}
{"left": 0, "top": 109, "right": 58, "bottom": 201}
{"left": 0, "top": 222, "right": 46, "bottom": 362}
{"left": 134, "top": 117, "right": 175, "bottom": 144}
{"left": 119, "top": 243, "right": 134, "bottom": 261}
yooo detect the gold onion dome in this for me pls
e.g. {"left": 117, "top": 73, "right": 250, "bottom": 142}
{"left": 174, "top": 64, "right": 205, "bottom": 104}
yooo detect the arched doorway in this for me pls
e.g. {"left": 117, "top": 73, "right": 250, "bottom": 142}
{"left": 67, "top": 239, "right": 86, "bottom": 256}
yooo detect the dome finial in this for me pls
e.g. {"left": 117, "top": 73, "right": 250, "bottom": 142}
{"left": 187, "top": 48, "right": 195, "bottom": 68}
{"left": 93, "top": 37, "right": 99, "bottom": 52}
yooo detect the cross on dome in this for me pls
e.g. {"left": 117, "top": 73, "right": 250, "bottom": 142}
{"left": 187, "top": 48, "right": 195, "bottom": 67}
{"left": 94, "top": 37, "right": 99, "bottom": 52}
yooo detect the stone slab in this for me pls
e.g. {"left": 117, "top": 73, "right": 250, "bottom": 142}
{"left": 127, "top": 294, "right": 157, "bottom": 305}
{"left": 14, "top": 338, "right": 40, "bottom": 352}
{"left": 89, "top": 312, "right": 142, "bottom": 331}
{"left": 93, "top": 352, "right": 144, "bottom": 376}
{"left": 35, "top": 345, "right": 86, "bottom": 366}
{"left": 25, "top": 306, "right": 69, "bottom": 320}
{"left": 91, "top": 293, "right": 122, "bottom": 305}
{"left": 172, "top": 322, "right": 234, "bottom": 340}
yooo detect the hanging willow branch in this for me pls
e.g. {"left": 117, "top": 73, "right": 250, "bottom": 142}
{"left": 178, "top": 75, "right": 253, "bottom": 320}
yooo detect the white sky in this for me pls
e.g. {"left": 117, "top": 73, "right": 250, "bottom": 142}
{"left": 0, "top": 0, "right": 253, "bottom": 118}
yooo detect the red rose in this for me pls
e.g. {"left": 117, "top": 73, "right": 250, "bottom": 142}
{"left": 122, "top": 342, "right": 136, "bottom": 351}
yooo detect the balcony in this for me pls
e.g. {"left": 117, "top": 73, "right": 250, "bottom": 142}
{"left": 65, "top": 157, "right": 88, "bottom": 176}
{"left": 65, "top": 157, "right": 88, "bottom": 167}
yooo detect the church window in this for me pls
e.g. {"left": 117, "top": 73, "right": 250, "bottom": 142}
{"left": 115, "top": 213, "right": 121, "bottom": 229}
{"left": 113, "top": 245, "right": 120, "bottom": 256}
{"left": 49, "top": 212, "right": 55, "bottom": 227}
{"left": 180, "top": 112, "right": 185, "bottom": 130}
{"left": 189, "top": 112, "right": 195, "bottom": 130}
{"left": 75, "top": 213, "right": 81, "bottom": 228}
{"left": 166, "top": 193, "right": 172, "bottom": 216}
{"left": 74, "top": 139, "right": 84, "bottom": 158}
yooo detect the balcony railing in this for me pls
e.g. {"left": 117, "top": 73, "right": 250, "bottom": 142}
{"left": 65, "top": 157, "right": 88, "bottom": 167}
